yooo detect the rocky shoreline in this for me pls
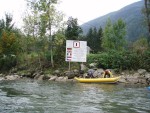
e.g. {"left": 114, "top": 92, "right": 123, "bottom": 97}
{"left": 0, "top": 68, "right": 150, "bottom": 86}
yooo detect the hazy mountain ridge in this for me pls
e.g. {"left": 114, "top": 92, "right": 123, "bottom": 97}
{"left": 81, "top": 0, "right": 148, "bottom": 41}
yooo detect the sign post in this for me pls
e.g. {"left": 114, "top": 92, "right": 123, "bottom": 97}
{"left": 65, "top": 40, "right": 87, "bottom": 70}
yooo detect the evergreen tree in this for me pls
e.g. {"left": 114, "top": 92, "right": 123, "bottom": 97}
{"left": 86, "top": 27, "right": 103, "bottom": 53}
{"left": 86, "top": 28, "right": 93, "bottom": 48}
{"left": 65, "top": 17, "right": 82, "bottom": 40}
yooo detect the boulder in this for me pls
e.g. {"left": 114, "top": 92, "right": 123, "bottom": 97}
{"left": 53, "top": 70, "right": 62, "bottom": 77}
{"left": 93, "top": 69, "right": 104, "bottom": 78}
{"left": 5, "top": 75, "right": 20, "bottom": 80}
{"left": 55, "top": 76, "right": 68, "bottom": 82}
{"left": 119, "top": 76, "right": 127, "bottom": 83}
{"left": 89, "top": 63, "right": 97, "bottom": 68}
{"left": 133, "top": 72, "right": 140, "bottom": 77}
{"left": 138, "top": 69, "right": 147, "bottom": 75}
{"left": 73, "top": 69, "right": 79, "bottom": 76}
{"left": 37, "top": 75, "right": 45, "bottom": 80}
{"left": 34, "top": 73, "right": 41, "bottom": 79}
{"left": 125, "top": 76, "right": 139, "bottom": 84}
{"left": 144, "top": 73, "right": 150, "bottom": 78}
{"left": 64, "top": 71, "right": 75, "bottom": 79}
{"left": 49, "top": 76, "right": 58, "bottom": 81}
{"left": 43, "top": 74, "right": 52, "bottom": 80}
{"left": 137, "top": 78, "right": 147, "bottom": 84}
{"left": 80, "top": 63, "right": 87, "bottom": 74}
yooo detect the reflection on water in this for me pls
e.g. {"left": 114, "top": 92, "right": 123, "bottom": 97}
{"left": 0, "top": 79, "right": 150, "bottom": 113}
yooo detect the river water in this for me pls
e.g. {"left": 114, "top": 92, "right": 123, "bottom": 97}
{"left": 0, "top": 79, "right": 150, "bottom": 113}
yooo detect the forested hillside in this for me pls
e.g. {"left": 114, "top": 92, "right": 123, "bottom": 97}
{"left": 81, "top": 0, "right": 148, "bottom": 41}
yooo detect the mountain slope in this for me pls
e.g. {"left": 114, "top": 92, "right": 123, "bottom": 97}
{"left": 81, "top": 0, "right": 148, "bottom": 41}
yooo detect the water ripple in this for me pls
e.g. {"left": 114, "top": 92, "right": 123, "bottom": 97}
{"left": 0, "top": 80, "right": 150, "bottom": 113}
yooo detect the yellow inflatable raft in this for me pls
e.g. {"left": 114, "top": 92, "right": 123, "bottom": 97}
{"left": 74, "top": 76, "right": 120, "bottom": 83}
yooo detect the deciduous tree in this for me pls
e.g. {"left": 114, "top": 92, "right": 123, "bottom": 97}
{"left": 102, "top": 18, "right": 126, "bottom": 51}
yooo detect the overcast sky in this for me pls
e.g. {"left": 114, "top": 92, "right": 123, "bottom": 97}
{"left": 0, "top": 0, "right": 141, "bottom": 28}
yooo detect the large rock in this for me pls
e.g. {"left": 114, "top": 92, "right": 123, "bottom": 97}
{"left": 119, "top": 76, "right": 127, "bottom": 83}
{"left": 144, "top": 73, "right": 150, "bottom": 78}
{"left": 49, "top": 76, "right": 58, "bottom": 81}
{"left": 5, "top": 75, "right": 20, "bottom": 80}
{"left": 124, "top": 76, "right": 139, "bottom": 84}
{"left": 93, "top": 69, "right": 104, "bottom": 78}
{"left": 55, "top": 76, "right": 68, "bottom": 82}
{"left": 43, "top": 74, "right": 52, "bottom": 80}
{"left": 64, "top": 71, "right": 75, "bottom": 79}
{"left": 80, "top": 63, "right": 87, "bottom": 74}
{"left": 73, "top": 69, "right": 79, "bottom": 76}
{"left": 89, "top": 63, "right": 97, "bottom": 68}
{"left": 53, "top": 70, "right": 61, "bottom": 77}
{"left": 138, "top": 69, "right": 147, "bottom": 75}
{"left": 37, "top": 75, "right": 45, "bottom": 80}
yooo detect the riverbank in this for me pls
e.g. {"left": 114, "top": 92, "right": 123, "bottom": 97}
{"left": 0, "top": 68, "right": 150, "bottom": 86}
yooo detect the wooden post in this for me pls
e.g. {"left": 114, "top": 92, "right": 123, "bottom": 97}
{"left": 69, "top": 61, "right": 71, "bottom": 71}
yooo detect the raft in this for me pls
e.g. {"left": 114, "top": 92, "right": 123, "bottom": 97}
{"left": 74, "top": 76, "right": 120, "bottom": 83}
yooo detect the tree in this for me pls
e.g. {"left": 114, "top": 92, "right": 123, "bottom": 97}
{"left": 102, "top": 18, "right": 126, "bottom": 51}
{"left": 0, "top": 14, "right": 22, "bottom": 71}
{"left": 0, "top": 14, "right": 14, "bottom": 37}
{"left": 97, "top": 27, "right": 103, "bottom": 51}
{"left": 113, "top": 18, "right": 126, "bottom": 50}
{"left": 86, "top": 27, "right": 103, "bottom": 53}
{"left": 0, "top": 14, "right": 19, "bottom": 55}
{"left": 86, "top": 28, "right": 93, "bottom": 48}
{"left": 133, "top": 37, "right": 149, "bottom": 54}
{"left": 65, "top": 17, "right": 82, "bottom": 40}
{"left": 143, "top": 0, "right": 150, "bottom": 36}
{"left": 24, "top": 0, "right": 64, "bottom": 67}
{"left": 102, "top": 18, "right": 114, "bottom": 50}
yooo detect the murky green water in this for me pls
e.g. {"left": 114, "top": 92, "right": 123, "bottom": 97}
{"left": 0, "top": 79, "right": 150, "bottom": 113}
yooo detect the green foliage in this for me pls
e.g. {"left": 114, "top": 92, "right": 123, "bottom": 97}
{"left": 102, "top": 18, "right": 126, "bottom": 51}
{"left": 65, "top": 17, "right": 82, "bottom": 40}
{"left": 0, "top": 14, "right": 14, "bottom": 32}
{"left": 0, "top": 54, "right": 17, "bottom": 71}
{"left": 0, "top": 31, "right": 18, "bottom": 55}
{"left": 141, "top": 50, "right": 150, "bottom": 70}
{"left": 143, "top": 0, "right": 150, "bottom": 35}
{"left": 87, "top": 50, "right": 150, "bottom": 71}
{"left": 132, "top": 37, "right": 149, "bottom": 54}
{"left": 86, "top": 27, "right": 103, "bottom": 53}
{"left": 23, "top": 0, "right": 64, "bottom": 67}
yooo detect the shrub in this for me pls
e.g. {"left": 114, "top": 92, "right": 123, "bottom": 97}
{"left": 87, "top": 50, "right": 150, "bottom": 71}
{"left": 0, "top": 54, "right": 17, "bottom": 71}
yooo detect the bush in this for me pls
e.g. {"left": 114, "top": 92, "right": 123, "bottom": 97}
{"left": 87, "top": 50, "right": 150, "bottom": 71}
{"left": 0, "top": 54, "right": 17, "bottom": 71}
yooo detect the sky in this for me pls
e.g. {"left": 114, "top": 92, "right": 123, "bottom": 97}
{"left": 0, "top": 0, "right": 141, "bottom": 28}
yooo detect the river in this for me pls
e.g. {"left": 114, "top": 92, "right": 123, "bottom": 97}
{"left": 0, "top": 79, "right": 150, "bottom": 113}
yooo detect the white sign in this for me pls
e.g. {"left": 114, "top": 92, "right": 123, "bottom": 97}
{"left": 65, "top": 40, "right": 87, "bottom": 62}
